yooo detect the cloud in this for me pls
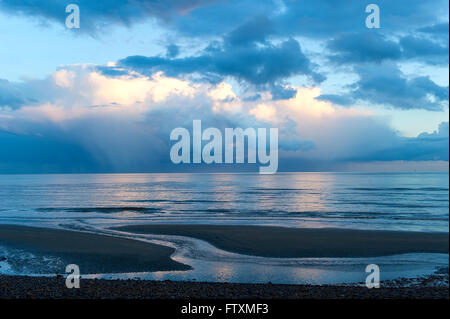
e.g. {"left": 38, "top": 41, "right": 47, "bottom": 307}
{"left": 0, "top": 129, "right": 100, "bottom": 173}
{"left": 418, "top": 22, "right": 450, "bottom": 36}
{"left": 95, "top": 65, "right": 135, "bottom": 77}
{"left": 0, "top": 1, "right": 448, "bottom": 173}
{"left": 117, "top": 21, "right": 324, "bottom": 99}
{"left": 173, "top": 0, "right": 448, "bottom": 38}
{"left": 418, "top": 121, "right": 449, "bottom": 138}
{"left": 326, "top": 31, "right": 448, "bottom": 65}
{"left": 316, "top": 94, "right": 354, "bottom": 106}
{"left": 318, "top": 63, "right": 449, "bottom": 110}
{"left": 355, "top": 133, "right": 449, "bottom": 162}
{"left": 3, "top": 0, "right": 446, "bottom": 41}
{"left": 321, "top": 27, "right": 448, "bottom": 110}
{"left": 327, "top": 32, "right": 402, "bottom": 64}
{"left": 0, "top": 0, "right": 221, "bottom": 33}
{"left": 165, "top": 44, "right": 180, "bottom": 58}
{"left": 1, "top": 0, "right": 446, "bottom": 109}
{"left": 225, "top": 15, "right": 274, "bottom": 46}
{"left": 0, "top": 64, "right": 448, "bottom": 173}
{"left": 0, "top": 79, "right": 30, "bottom": 109}
{"left": 400, "top": 35, "right": 449, "bottom": 64}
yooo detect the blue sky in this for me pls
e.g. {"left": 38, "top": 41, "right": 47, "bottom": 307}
{"left": 0, "top": 0, "right": 448, "bottom": 173}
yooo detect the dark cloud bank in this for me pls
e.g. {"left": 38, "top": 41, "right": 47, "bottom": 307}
{"left": 0, "top": 0, "right": 448, "bottom": 173}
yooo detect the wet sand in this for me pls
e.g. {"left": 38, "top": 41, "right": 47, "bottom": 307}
{"left": 113, "top": 224, "right": 449, "bottom": 258}
{"left": 0, "top": 224, "right": 448, "bottom": 299}
{"left": 0, "top": 224, "right": 190, "bottom": 273}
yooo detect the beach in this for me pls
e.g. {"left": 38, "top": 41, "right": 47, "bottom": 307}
{"left": 1, "top": 224, "right": 448, "bottom": 274}
{"left": 113, "top": 224, "right": 449, "bottom": 258}
{"left": 0, "top": 225, "right": 190, "bottom": 273}
{"left": 0, "top": 173, "right": 448, "bottom": 298}
{"left": 1, "top": 273, "right": 448, "bottom": 299}
{"left": 1, "top": 0, "right": 449, "bottom": 306}
{"left": 0, "top": 224, "right": 448, "bottom": 299}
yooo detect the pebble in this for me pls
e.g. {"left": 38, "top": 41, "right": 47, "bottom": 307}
{"left": 0, "top": 273, "right": 448, "bottom": 299}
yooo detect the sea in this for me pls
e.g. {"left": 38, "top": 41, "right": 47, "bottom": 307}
{"left": 0, "top": 172, "right": 448, "bottom": 284}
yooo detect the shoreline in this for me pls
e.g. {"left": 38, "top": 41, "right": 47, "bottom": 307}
{"left": 0, "top": 224, "right": 190, "bottom": 273}
{"left": 112, "top": 224, "right": 449, "bottom": 258}
{"left": 0, "top": 224, "right": 448, "bottom": 298}
{"left": 1, "top": 224, "right": 448, "bottom": 275}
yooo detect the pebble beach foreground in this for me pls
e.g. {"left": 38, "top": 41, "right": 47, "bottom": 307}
{"left": 1, "top": 273, "right": 448, "bottom": 299}
{"left": 1, "top": 225, "right": 448, "bottom": 299}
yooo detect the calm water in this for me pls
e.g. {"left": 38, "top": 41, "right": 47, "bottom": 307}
{"left": 0, "top": 172, "right": 448, "bottom": 284}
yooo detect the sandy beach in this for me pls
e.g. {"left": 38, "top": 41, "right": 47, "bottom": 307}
{"left": 113, "top": 224, "right": 449, "bottom": 258}
{"left": 0, "top": 224, "right": 190, "bottom": 273}
{"left": 0, "top": 224, "right": 448, "bottom": 299}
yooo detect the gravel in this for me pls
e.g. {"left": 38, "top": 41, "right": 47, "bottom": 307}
{"left": 1, "top": 273, "right": 448, "bottom": 299}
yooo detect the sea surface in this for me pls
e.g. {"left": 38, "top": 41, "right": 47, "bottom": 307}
{"left": 0, "top": 172, "right": 448, "bottom": 284}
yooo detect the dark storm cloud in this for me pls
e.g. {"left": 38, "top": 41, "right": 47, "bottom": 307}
{"left": 318, "top": 63, "right": 449, "bottom": 110}
{"left": 326, "top": 31, "right": 448, "bottom": 65}
{"left": 0, "top": 129, "right": 100, "bottom": 173}
{"left": 95, "top": 65, "right": 135, "bottom": 77}
{"left": 1, "top": 0, "right": 446, "bottom": 39}
{"left": 418, "top": 22, "right": 450, "bottom": 36}
{"left": 166, "top": 44, "right": 180, "bottom": 58}
{"left": 117, "top": 19, "right": 324, "bottom": 98}
{"left": 327, "top": 32, "right": 402, "bottom": 64}
{"left": 400, "top": 35, "right": 449, "bottom": 64}
{"left": 1, "top": 0, "right": 446, "bottom": 92}
{"left": 225, "top": 15, "right": 274, "bottom": 46}
{"left": 173, "top": 0, "right": 448, "bottom": 38}
{"left": 0, "top": 0, "right": 448, "bottom": 173}
{"left": 352, "top": 122, "right": 449, "bottom": 162}
{"left": 0, "top": 0, "right": 221, "bottom": 31}
{"left": 269, "top": 84, "right": 297, "bottom": 100}
{"left": 1, "top": 111, "right": 447, "bottom": 173}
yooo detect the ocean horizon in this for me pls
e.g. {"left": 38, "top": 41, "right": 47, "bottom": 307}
{"left": 1, "top": 172, "right": 448, "bottom": 284}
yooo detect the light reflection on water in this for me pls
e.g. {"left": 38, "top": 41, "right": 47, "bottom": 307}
{"left": 0, "top": 172, "right": 448, "bottom": 283}
{"left": 89, "top": 230, "right": 447, "bottom": 284}
{"left": 87, "top": 229, "right": 447, "bottom": 284}
{"left": 0, "top": 172, "right": 448, "bottom": 231}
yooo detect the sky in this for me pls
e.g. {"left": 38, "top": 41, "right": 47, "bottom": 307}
{"left": 0, "top": 0, "right": 448, "bottom": 173}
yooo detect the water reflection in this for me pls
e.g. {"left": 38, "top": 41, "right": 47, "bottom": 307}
{"left": 0, "top": 172, "right": 448, "bottom": 283}
{"left": 0, "top": 172, "right": 448, "bottom": 231}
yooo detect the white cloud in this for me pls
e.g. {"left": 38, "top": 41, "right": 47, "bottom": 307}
{"left": 1, "top": 65, "right": 448, "bottom": 172}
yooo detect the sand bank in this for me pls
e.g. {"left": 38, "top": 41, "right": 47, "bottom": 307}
{"left": 112, "top": 224, "right": 449, "bottom": 258}
{"left": 0, "top": 224, "right": 190, "bottom": 273}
